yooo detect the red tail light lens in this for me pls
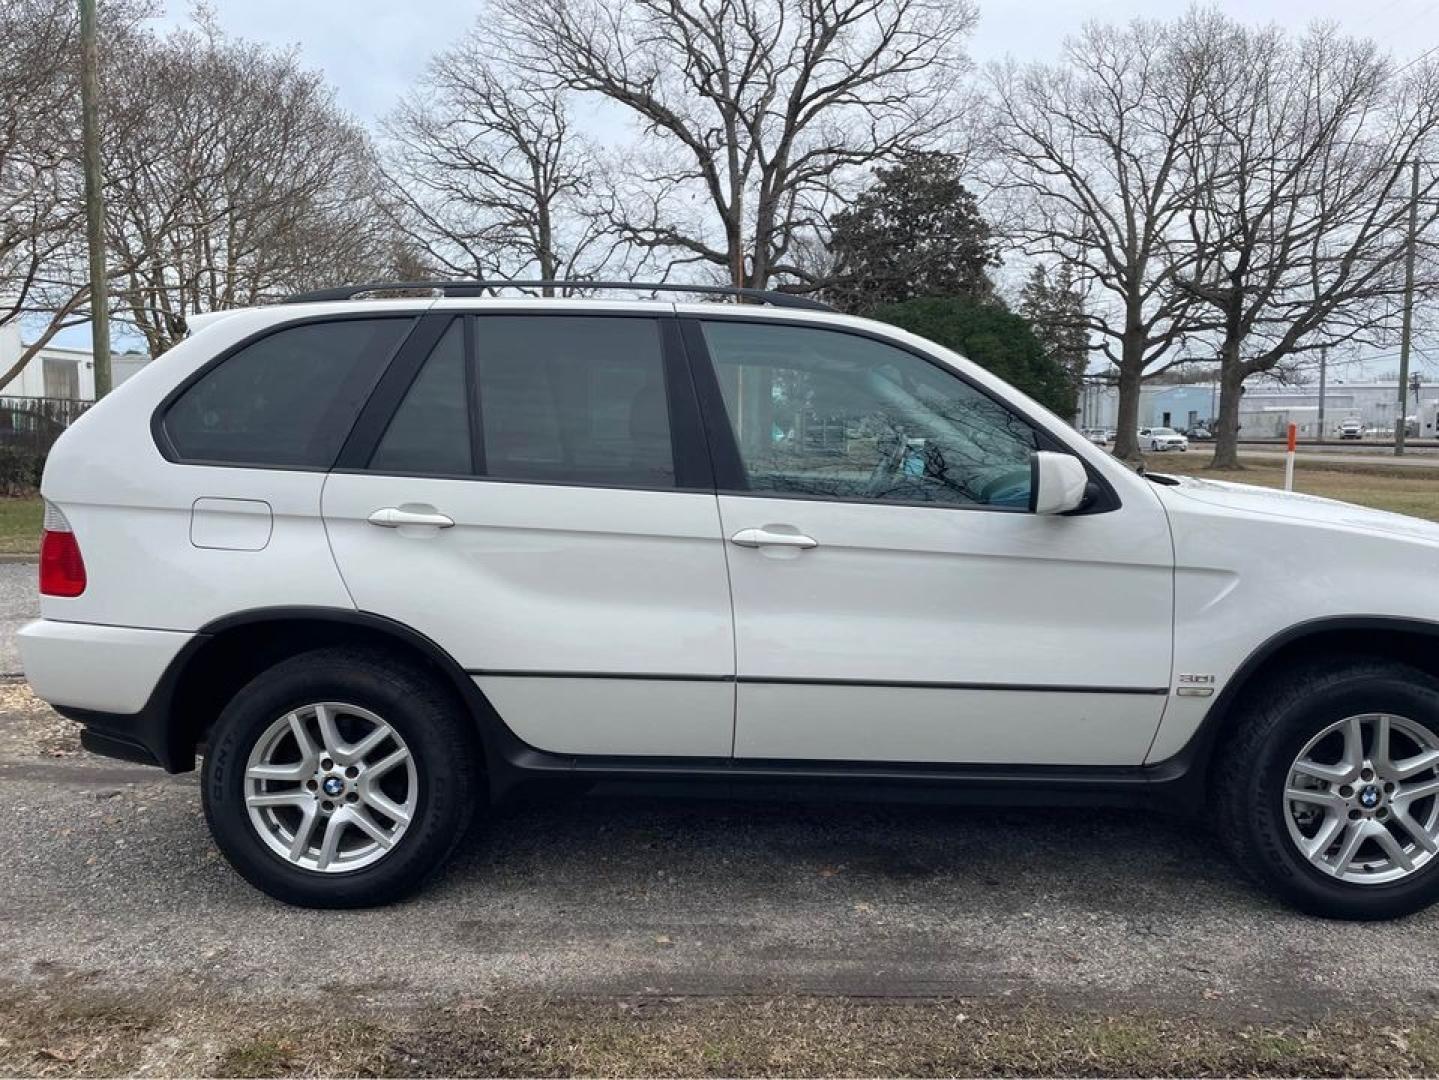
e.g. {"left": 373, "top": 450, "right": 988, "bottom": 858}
{"left": 39, "top": 502, "right": 86, "bottom": 597}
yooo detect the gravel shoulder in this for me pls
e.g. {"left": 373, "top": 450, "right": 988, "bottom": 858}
{"left": 5, "top": 980, "right": 1439, "bottom": 1078}
{"left": 3, "top": 684, "right": 1439, "bottom": 1075}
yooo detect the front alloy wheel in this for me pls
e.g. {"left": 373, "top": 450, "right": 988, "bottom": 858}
{"left": 1214, "top": 658, "right": 1439, "bottom": 919}
{"left": 1284, "top": 713, "right": 1439, "bottom": 884}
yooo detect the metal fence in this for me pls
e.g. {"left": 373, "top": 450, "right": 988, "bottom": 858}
{"left": 0, "top": 396, "right": 93, "bottom": 453}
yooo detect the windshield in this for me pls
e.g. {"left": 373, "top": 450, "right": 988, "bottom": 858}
{"left": 1153, "top": 428, "right": 1178, "bottom": 436}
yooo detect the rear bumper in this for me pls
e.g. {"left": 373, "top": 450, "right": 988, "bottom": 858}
{"left": 20, "top": 619, "right": 199, "bottom": 771}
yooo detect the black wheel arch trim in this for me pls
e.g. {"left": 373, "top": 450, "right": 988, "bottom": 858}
{"left": 1153, "top": 614, "right": 1439, "bottom": 805}
{"left": 190, "top": 606, "right": 531, "bottom": 789}
{"left": 66, "top": 606, "right": 521, "bottom": 781}
{"left": 174, "top": 606, "right": 605, "bottom": 798}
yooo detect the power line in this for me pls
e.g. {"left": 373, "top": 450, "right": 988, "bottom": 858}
{"left": 1391, "top": 41, "right": 1439, "bottom": 79}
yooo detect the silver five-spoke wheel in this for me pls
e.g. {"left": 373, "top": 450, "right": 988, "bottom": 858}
{"left": 244, "top": 702, "right": 417, "bottom": 873}
{"left": 1285, "top": 713, "right": 1439, "bottom": 884}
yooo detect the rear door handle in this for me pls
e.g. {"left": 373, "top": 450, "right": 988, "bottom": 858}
{"left": 367, "top": 507, "right": 455, "bottom": 529}
{"left": 729, "top": 526, "right": 818, "bottom": 549}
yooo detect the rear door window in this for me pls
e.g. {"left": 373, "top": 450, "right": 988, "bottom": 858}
{"left": 162, "top": 317, "right": 413, "bottom": 468}
{"left": 369, "top": 320, "right": 472, "bottom": 476}
{"left": 473, "top": 316, "right": 676, "bottom": 489}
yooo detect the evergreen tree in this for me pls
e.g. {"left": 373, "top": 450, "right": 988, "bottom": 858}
{"left": 826, "top": 152, "right": 999, "bottom": 314}
{"left": 871, "top": 296, "right": 1077, "bottom": 418}
{"left": 1018, "top": 264, "right": 1090, "bottom": 415}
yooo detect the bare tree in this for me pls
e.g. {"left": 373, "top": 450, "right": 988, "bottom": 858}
{"left": 102, "top": 17, "right": 394, "bottom": 355}
{"left": 1178, "top": 17, "right": 1439, "bottom": 467}
{"left": 382, "top": 33, "right": 616, "bottom": 292}
{"left": 499, "top": 0, "right": 978, "bottom": 290}
{"left": 0, "top": 0, "right": 95, "bottom": 388}
{"left": 989, "top": 20, "right": 1217, "bottom": 461}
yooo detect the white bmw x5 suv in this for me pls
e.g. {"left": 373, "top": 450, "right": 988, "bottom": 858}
{"left": 21, "top": 281, "right": 1439, "bottom": 917}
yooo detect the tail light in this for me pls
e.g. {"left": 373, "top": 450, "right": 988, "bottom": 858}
{"left": 40, "top": 501, "right": 86, "bottom": 597}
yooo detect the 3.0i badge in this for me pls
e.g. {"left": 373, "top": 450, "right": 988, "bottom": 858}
{"left": 1176, "top": 673, "right": 1216, "bottom": 698}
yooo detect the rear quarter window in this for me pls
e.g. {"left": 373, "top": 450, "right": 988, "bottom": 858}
{"left": 161, "top": 317, "right": 414, "bottom": 468}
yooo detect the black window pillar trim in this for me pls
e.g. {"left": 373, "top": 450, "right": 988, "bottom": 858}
{"left": 463, "top": 315, "right": 485, "bottom": 475}
{"left": 660, "top": 316, "right": 717, "bottom": 490}
{"left": 334, "top": 312, "right": 456, "bottom": 471}
{"left": 678, "top": 317, "right": 750, "bottom": 491}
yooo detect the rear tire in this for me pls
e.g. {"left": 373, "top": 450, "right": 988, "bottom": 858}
{"left": 202, "top": 646, "right": 479, "bottom": 908}
{"left": 1213, "top": 658, "right": 1439, "bottom": 919}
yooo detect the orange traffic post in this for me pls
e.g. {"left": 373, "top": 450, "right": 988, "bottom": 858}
{"left": 1285, "top": 422, "right": 1297, "bottom": 491}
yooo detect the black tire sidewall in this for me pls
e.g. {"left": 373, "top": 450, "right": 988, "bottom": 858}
{"left": 1246, "top": 671, "right": 1439, "bottom": 919}
{"left": 202, "top": 650, "right": 476, "bottom": 908}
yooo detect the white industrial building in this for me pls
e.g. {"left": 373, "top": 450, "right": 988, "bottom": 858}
{"left": 0, "top": 320, "right": 148, "bottom": 400}
{"left": 1080, "top": 380, "right": 1439, "bottom": 439}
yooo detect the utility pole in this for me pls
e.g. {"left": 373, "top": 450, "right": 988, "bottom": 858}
{"left": 79, "top": 0, "right": 111, "bottom": 399}
{"left": 1317, "top": 346, "right": 1327, "bottom": 440}
{"left": 1395, "top": 159, "right": 1420, "bottom": 456}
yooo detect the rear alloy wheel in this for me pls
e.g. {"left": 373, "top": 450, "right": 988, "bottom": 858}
{"left": 203, "top": 647, "right": 479, "bottom": 907}
{"left": 1214, "top": 659, "right": 1439, "bottom": 919}
{"left": 244, "top": 702, "right": 417, "bottom": 873}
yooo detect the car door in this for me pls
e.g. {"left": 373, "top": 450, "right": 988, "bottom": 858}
{"left": 322, "top": 310, "right": 736, "bottom": 758}
{"left": 685, "top": 316, "right": 1174, "bottom": 766}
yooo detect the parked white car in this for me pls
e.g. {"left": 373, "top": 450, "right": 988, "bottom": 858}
{"left": 1139, "top": 426, "right": 1189, "bottom": 452}
{"left": 21, "top": 280, "right": 1439, "bottom": 918}
{"left": 1340, "top": 419, "right": 1364, "bottom": 440}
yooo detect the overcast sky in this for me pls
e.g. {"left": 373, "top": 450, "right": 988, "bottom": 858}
{"left": 59, "top": 0, "right": 1438, "bottom": 376}
{"left": 150, "top": 0, "right": 1438, "bottom": 126}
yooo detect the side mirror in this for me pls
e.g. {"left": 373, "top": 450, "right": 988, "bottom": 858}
{"left": 1030, "top": 451, "right": 1089, "bottom": 515}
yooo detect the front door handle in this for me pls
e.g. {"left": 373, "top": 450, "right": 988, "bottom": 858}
{"left": 729, "top": 526, "right": 818, "bottom": 549}
{"left": 368, "top": 506, "right": 455, "bottom": 529}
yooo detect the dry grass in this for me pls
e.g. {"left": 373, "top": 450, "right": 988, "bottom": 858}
{"left": 0, "top": 680, "right": 78, "bottom": 754}
{"left": 3, "top": 984, "right": 1439, "bottom": 1078}
{"left": 1142, "top": 453, "right": 1439, "bottom": 522}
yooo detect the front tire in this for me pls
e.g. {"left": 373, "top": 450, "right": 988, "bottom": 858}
{"left": 1214, "top": 658, "right": 1439, "bottom": 919}
{"left": 202, "top": 646, "right": 479, "bottom": 908}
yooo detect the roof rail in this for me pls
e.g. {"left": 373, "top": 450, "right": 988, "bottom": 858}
{"left": 280, "top": 279, "right": 832, "bottom": 312}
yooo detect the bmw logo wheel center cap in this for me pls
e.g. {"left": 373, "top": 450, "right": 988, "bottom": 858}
{"left": 322, "top": 776, "right": 345, "bottom": 798}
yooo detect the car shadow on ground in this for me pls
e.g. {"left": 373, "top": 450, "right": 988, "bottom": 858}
{"left": 439, "top": 789, "right": 1255, "bottom": 916}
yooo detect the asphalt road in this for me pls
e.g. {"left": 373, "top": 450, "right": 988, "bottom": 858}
{"left": 3, "top": 698, "right": 1439, "bottom": 1021}
{"left": 0, "top": 560, "right": 34, "bottom": 676}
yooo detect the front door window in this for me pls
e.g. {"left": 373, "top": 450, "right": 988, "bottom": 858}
{"left": 700, "top": 321, "right": 1040, "bottom": 509}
